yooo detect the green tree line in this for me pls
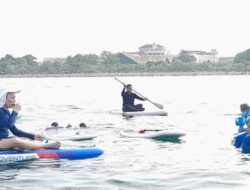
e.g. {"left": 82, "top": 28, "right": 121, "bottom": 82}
{"left": 1, "top": 49, "right": 250, "bottom": 75}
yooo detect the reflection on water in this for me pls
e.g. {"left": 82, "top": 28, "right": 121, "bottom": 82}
{"left": 152, "top": 136, "right": 183, "bottom": 143}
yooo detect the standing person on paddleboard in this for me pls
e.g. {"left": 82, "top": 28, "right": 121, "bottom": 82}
{"left": 0, "top": 87, "right": 61, "bottom": 150}
{"left": 121, "top": 84, "right": 147, "bottom": 112}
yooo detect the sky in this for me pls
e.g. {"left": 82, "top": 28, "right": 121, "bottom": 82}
{"left": 0, "top": 0, "right": 250, "bottom": 61}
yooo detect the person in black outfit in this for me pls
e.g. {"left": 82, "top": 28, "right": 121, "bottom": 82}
{"left": 121, "top": 84, "right": 147, "bottom": 112}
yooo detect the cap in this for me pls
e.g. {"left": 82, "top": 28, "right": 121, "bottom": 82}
{"left": 0, "top": 87, "right": 21, "bottom": 107}
{"left": 0, "top": 87, "right": 20, "bottom": 94}
{"left": 126, "top": 84, "right": 132, "bottom": 89}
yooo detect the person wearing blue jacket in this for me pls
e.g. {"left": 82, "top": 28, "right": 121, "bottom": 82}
{"left": 121, "top": 84, "right": 147, "bottom": 112}
{"left": 0, "top": 87, "right": 61, "bottom": 150}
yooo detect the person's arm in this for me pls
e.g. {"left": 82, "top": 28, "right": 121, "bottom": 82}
{"left": 10, "top": 125, "right": 35, "bottom": 140}
{"left": 134, "top": 93, "right": 146, "bottom": 101}
{"left": 121, "top": 86, "right": 126, "bottom": 96}
{"left": 0, "top": 110, "right": 18, "bottom": 129}
{"left": 8, "top": 104, "right": 35, "bottom": 139}
{"left": 6, "top": 104, "right": 21, "bottom": 129}
{"left": 8, "top": 111, "right": 18, "bottom": 127}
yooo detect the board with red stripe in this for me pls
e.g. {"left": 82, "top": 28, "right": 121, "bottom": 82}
{"left": 0, "top": 148, "right": 103, "bottom": 162}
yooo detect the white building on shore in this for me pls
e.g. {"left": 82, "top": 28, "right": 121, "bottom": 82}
{"left": 116, "top": 43, "right": 173, "bottom": 64}
{"left": 180, "top": 49, "right": 219, "bottom": 63}
{"left": 139, "top": 43, "right": 166, "bottom": 56}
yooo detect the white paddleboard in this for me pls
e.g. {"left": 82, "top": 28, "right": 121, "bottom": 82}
{"left": 110, "top": 110, "right": 168, "bottom": 116}
{"left": 43, "top": 128, "right": 97, "bottom": 141}
{"left": 49, "top": 134, "right": 97, "bottom": 141}
{"left": 120, "top": 130, "right": 185, "bottom": 139}
{"left": 43, "top": 127, "right": 74, "bottom": 136}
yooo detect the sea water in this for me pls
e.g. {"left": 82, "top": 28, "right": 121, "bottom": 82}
{"left": 0, "top": 75, "right": 250, "bottom": 189}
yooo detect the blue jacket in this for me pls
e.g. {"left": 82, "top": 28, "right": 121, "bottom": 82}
{"left": 0, "top": 108, "right": 34, "bottom": 140}
{"left": 121, "top": 88, "right": 144, "bottom": 107}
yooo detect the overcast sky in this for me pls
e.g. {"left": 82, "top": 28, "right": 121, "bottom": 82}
{"left": 0, "top": 0, "right": 249, "bottom": 61}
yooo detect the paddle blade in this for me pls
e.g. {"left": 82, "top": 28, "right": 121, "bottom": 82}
{"left": 152, "top": 102, "right": 164, "bottom": 110}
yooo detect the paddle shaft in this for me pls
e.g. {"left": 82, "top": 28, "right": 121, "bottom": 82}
{"left": 144, "top": 129, "right": 165, "bottom": 131}
{"left": 115, "top": 78, "right": 148, "bottom": 98}
{"left": 43, "top": 138, "right": 95, "bottom": 148}
{"left": 140, "top": 129, "right": 166, "bottom": 132}
{"left": 114, "top": 77, "right": 163, "bottom": 109}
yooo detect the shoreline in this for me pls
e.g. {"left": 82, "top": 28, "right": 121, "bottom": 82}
{"left": 0, "top": 71, "right": 250, "bottom": 78}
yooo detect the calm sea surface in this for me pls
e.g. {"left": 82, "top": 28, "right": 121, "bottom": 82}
{"left": 0, "top": 76, "right": 250, "bottom": 190}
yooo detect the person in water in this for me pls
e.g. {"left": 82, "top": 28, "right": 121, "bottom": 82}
{"left": 45, "top": 122, "right": 87, "bottom": 131}
{"left": 121, "top": 84, "right": 147, "bottom": 112}
{"left": 240, "top": 103, "right": 250, "bottom": 116}
{"left": 44, "top": 122, "right": 65, "bottom": 131}
{"left": 234, "top": 103, "right": 250, "bottom": 132}
{"left": 0, "top": 87, "right": 61, "bottom": 150}
{"left": 233, "top": 105, "right": 250, "bottom": 148}
{"left": 240, "top": 103, "right": 250, "bottom": 126}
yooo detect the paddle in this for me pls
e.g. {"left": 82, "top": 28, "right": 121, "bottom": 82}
{"left": 43, "top": 138, "right": 95, "bottom": 148}
{"left": 226, "top": 114, "right": 242, "bottom": 116}
{"left": 138, "top": 129, "right": 166, "bottom": 133}
{"left": 114, "top": 77, "right": 164, "bottom": 110}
